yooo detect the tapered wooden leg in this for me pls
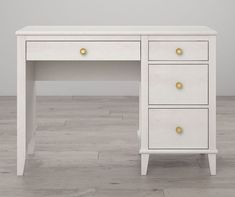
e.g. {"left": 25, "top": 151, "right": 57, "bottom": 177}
{"left": 137, "top": 130, "right": 141, "bottom": 153}
{"left": 17, "top": 107, "right": 26, "bottom": 176}
{"left": 141, "top": 154, "right": 149, "bottom": 175}
{"left": 208, "top": 154, "right": 216, "bottom": 175}
{"left": 26, "top": 62, "right": 36, "bottom": 155}
{"left": 17, "top": 37, "right": 26, "bottom": 176}
{"left": 17, "top": 37, "right": 35, "bottom": 175}
{"left": 137, "top": 83, "right": 141, "bottom": 153}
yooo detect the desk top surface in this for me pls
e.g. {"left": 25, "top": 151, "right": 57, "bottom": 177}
{"left": 16, "top": 26, "right": 216, "bottom": 36}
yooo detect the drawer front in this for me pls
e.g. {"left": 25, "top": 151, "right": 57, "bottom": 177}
{"left": 27, "top": 41, "right": 140, "bottom": 61}
{"left": 149, "top": 65, "right": 208, "bottom": 105}
{"left": 149, "top": 109, "right": 208, "bottom": 149}
{"left": 149, "top": 41, "right": 208, "bottom": 61}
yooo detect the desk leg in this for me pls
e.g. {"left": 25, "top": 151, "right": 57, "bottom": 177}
{"left": 141, "top": 154, "right": 149, "bottom": 175}
{"left": 208, "top": 153, "right": 216, "bottom": 175}
{"left": 17, "top": 37, "right": 35, "bottom": 176}
{"left": 26, "top": 62, "right": 36, "bottom": 155}
{"left": 140, "top": 36, "right": 149, "bottom": 175}
{"left": 17, "top": 37, "right": 26, "bottom": 176}
{"left": 137, "top": 83, "right": 141, "bottom": 153}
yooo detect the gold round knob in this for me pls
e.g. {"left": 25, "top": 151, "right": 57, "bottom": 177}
{"left": 176, "top": 82, "right": 183, "bottom": 89}
{"left": 176, "top": 48, "right": 183, "bottom": 56}
{"left": 80, "top": 48, "right": 87, "bottom": 55}
{"left": 176, "top": 126, "right": 183, "bottom": 134}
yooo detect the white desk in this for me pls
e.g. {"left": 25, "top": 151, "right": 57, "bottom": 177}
{"left": 16, "top": 26, "right": 217, "bottom": 176}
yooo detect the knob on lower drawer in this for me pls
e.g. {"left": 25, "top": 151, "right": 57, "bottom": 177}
{"left": 176, "top": 126, "right": 183, "bottom": 134}
{"left": 176, "top": 82, "right": 183, "bottom": 89}
{"left": 80, "top": 48, "right": 87, "bottom": 55}
{"left": 176, "top": 48, "right": 183, "bottom": 56}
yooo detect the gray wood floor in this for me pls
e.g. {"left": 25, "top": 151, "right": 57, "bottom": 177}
{"left": 0, "top": 96, "right": 235, "bottom": 197}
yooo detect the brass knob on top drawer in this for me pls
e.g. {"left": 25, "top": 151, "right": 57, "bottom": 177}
{"left": 80, "top": 48, "right": 87, "bottom": 55}
{"left": 176, "top": 126, "right": 183, "bottom": 134}
{"left": 176, "top": 82, "right": 183, "bottom": 89}
{"left": 176, "top": 48, "right": 183, "bottom": 56}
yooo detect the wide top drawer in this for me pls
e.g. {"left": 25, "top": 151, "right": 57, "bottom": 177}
{"left": 149, "top": 41, "right": 209, "bottom": 61}
{"left": 26, "top": 41, "right": 140, "bottom": 61}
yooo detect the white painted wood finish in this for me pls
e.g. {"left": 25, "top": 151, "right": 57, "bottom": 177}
{"left": 27, "top": 41, "right": 140, "bottom": 61}
{"left": 26, "top": 61, "right": 36, "bottom": 155}
{"left": 16, "top": 26, "right": 216, "bottom": 36}
{"left": 149, "top": 41, "right": 208, "bottom": 61}
{"left": 17, "top": 38, "right": 36, "bottom": 176}
{"left": 34, "top": 61, "right": 140, "bottom": 81}
{"left": 148, "top": 65, "right": 208, "bottom": 105}
{"left": 208, "top": 36, "right": 217, "bottom": 176}
{"left": 141, "top": 154, "right": 149, "bottom": 175}
{"left": 17, "top": 36, "right": 26, "bottom": 176}
{"left": 16, "top": 26, "right": 217, "bottom": 176}
{"left": 140, "top": 36, "right": 149, "bottom": 175}
{"left": 148, "top": 109, "right": 208, "bottom": 149}
{"left": 208, "top": 153, "right": 216, "bottom": 176}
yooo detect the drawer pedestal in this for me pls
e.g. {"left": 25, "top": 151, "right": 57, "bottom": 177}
{"left": 140, "top": 35, "right": 217, "bottom": 176}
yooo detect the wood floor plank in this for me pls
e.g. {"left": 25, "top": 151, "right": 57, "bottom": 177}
{"left": 164, "top": 188, "right": 235, "bottom": 197}
{"left": 0, "top": 96, "right": 234, "bottom": 196}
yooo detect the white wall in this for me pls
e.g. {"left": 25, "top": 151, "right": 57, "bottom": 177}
{"left": 0, "top": 0, "right": 234, "bottom": 96}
